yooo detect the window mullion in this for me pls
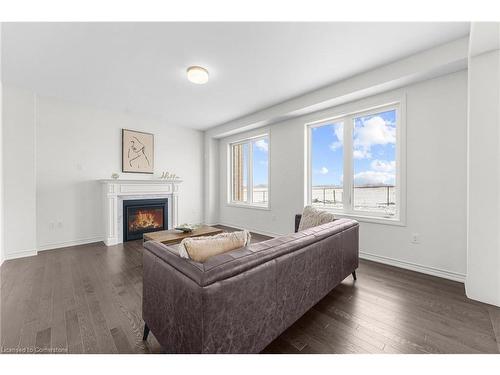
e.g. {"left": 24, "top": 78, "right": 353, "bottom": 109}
{"left": 230, "top": 145, "right": 234, "bottom": 202}
{"left": 307, "top": 127, "right": 312, "bottom": 206}
{"left": 247, "top": 141, "right": 253, "bottom": 203}
{"left": 343, "top": 116, "right": 354, "bottom": 212}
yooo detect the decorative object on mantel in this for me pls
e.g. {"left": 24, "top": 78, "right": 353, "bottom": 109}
{"left": 122, "top": 129, "right": 154, "bottom": 174}
{"left": 159, "top": 171, "right": 181, "bottom": 180}
{"left": 111, "top": 173, "right": 120, "bottom": 180}
{"left": 174, "top": 223, "right": 200, "bottom": 233}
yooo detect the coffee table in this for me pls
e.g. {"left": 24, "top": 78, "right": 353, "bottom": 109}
{"left": 143, "top": 225, "right": 224, "bottom": 245}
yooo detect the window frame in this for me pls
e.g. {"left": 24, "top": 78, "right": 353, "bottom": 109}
{"left": 306, "top": 100, "right": 406, "bottom": 226}
{"left": 228, "top": 133, "right": 270, "bottom": 209}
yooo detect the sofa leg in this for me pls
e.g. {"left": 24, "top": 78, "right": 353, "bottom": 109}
{"left": 143, "top": 324, "right": 150, "bottom": 341}
{"left": 352, "top": 271, "right": 357, "bottom": 281}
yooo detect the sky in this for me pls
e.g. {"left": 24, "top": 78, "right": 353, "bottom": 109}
{"left": 311, "top": 109, "right": 396, "bottom": 187}
{"left": 252, "top": 138, "right": 269, "bottom": 186}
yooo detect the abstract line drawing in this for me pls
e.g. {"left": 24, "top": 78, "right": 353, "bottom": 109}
{"left": 122, "top": 129, "right": 154, "bottom": 174}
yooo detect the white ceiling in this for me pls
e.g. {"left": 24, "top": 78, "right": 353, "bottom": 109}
{"left": 2, "top": 22, "right": 470, "bottom": 130}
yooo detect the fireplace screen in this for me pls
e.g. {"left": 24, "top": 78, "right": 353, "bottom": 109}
{"left": 123, "top": 199, "right": 168, "bottom": 241}
{"left": 128, "top": 207, "right": 163, "bottom": 232}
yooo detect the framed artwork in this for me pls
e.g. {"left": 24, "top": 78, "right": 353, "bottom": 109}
{"left": 122, "top": 129, "right": 154, "bottom": 174}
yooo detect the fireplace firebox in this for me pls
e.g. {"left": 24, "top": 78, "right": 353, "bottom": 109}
{"left": 123, "top": 199, "right": 168, "bottom": 242}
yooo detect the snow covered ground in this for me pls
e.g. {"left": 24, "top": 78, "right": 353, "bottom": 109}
{"left": 312, "top": 186, "right": 397, "bottom": 216}
{"left": 243, "top": 185, "right": 397, "bottom": 217}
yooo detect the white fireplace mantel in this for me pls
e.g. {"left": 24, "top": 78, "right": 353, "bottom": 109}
{"left": 100, "top": 179, "right": 182, "bottom": 246}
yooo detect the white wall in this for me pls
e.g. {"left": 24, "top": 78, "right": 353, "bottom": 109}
{"left": 2, "top": 86, "right": 37, "bottom": 259}
{"left": 203, "top": 136, "right": 220, "bottom": 225}
{"left": 0, "top": 82, "right": 3, "bottom": 266}
{"left": 466, "top": 23, "right": 500, "bottom": 306}
{"left": 0, "top": 23, "right": 4, "bottom": 265}
{"left": 2, "top": 86, "right": 204, "bottom": 256}
{"left": 218, "top": 71, "right": 468, "bottom": 281}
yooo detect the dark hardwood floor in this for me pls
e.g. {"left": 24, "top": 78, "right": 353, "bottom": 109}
{"left": 1, "top": 227, "right": 499, "bottom": 354}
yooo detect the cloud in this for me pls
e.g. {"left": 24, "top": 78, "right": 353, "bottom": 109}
{"left": 333, "top": 124, "right": 343, "bottom": 141}
{"left": 353, "top": 170, "right": 395, "bottom": 186}
{"left": 370, "top": 160, "right": 395, "bottom": 173}
{"left": 329, "top": 123, "right": 344, "bottom": 151}
{"left": 329, "top": 141, "right": 342, "bottom": 151}
{"left": 353, "top": 149, "right": 372, "bottom": 159}
{"left": 314, "top": 167, "right": 329, "bottom": 175}
{"left": 354, "top": 158, "right": 396, "bottom": 185}
{"left": 254, "top": 139, "right": 268, "bottom": 152}
{"left": 353, "top": 116, "right": 395, "bottom": 159}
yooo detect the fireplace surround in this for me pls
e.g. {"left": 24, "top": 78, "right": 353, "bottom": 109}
{"left": 100, "top": 179, "right": 181, "bottom": 246}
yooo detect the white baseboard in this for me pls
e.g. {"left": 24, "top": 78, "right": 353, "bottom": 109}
{"left": 37, "top": 236, "right": 104, "bottom": 252}
{"left": 214, "top": 222, "right": 281, "bottom": 239}
{"left": 360, "top": 250, "right": 466, "bottom": 283}
{"left": 4, "top": 249, "right": 38, "bottom": 261}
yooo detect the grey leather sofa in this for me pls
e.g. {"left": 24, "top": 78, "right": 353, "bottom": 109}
{"left": 142, "top": 216, "right": 359, "bottom": 353}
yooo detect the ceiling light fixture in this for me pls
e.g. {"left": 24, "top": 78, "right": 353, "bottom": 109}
{"left": 186, "top": 66, "right": 209, "bottom": 84}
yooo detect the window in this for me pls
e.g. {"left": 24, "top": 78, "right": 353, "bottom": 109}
{"left": 230, "top": 135, "right": 269, "bottom": 207}
{"left": 311, "top": 121, "right": 344, "bottom": 209}
{"left": 307, "top": 103, "right": 402, "bottom": 222}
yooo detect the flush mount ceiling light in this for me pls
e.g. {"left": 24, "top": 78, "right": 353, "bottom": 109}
{"left": 186, "top": 66, "right": 209, "bottom": 84}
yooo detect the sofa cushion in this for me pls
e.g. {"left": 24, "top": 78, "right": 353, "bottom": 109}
{"left": 179, "top": 230, "right": 251, "bottom": 263}
{"left": 298, "top": 205, "right": 336, "bottom": 231}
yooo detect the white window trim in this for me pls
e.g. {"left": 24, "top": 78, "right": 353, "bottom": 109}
{"left": 227, "top": 133, "right": 271, "bottom": 210}
{"left": 306, "top": 97, "right": 407, "bottom": 226}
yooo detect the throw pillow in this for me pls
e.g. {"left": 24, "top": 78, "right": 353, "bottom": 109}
{"left": 178, "top": 230, "right": 251, "bottom": 263}
{"left": 298, "top": 205, "right": 336, "bottom": 231}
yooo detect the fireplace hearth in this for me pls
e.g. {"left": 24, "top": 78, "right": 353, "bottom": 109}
{"left": 123, "top": 199, "right": 168, "bottom": 242}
